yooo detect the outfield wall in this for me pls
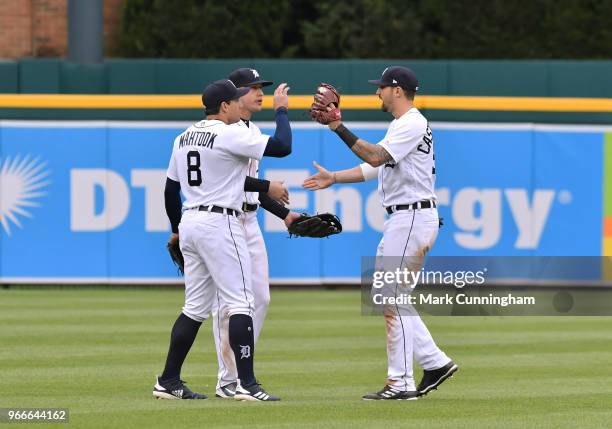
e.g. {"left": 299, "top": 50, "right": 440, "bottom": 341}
{"left": 2, "top": 59, "right": 612, "bottom": 123}
{"left": 3, "top": 59, "right": 612, "bottom": 97}
{"left": 0, "top": 121, "right": 610, "bottom": 284}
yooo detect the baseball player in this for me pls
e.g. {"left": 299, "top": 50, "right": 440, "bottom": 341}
{"left": 304, "top": 66, "right": 458, "bottom": 400}
{"left": 153, "top": 78, "right": 290, "bottom": 401}
{"left": 212, "top": 68, "right": 301, "bottom": 399}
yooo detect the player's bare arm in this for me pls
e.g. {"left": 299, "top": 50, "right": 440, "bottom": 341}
{"left": 303, "top": 161, "right": 365, "bottom": 190}
{"left": 329, "top": 123, "right": 393, "bottom": 167}
{"left": 350, "top": 139, "right": 393, "bottom": 167}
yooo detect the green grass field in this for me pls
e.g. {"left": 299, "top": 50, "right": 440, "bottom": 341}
{"left": 1, "top": 288, "right": 611, "bottom": 429}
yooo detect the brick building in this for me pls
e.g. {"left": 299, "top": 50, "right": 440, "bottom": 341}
{"left": 0, "top": 0, "right": 125, "bottom": 59}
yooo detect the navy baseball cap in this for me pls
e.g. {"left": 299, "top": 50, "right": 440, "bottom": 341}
{"left": 201, "top": 79, "right": 250, "bottom": 109}
{"left": 368, "top": 66, "right": 419, "bottom": 91}
{"left": 228, "top": 68, "right": 273, "bottom": 88}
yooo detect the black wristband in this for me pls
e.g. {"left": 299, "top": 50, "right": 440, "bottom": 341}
{"left": 333, "top": 124, "right": 358, "bottom": 148}
{"left": 259, "top": 192, "right": 290, "bottom": 220}
{"left": 244, "top": 176, "right": 270, "bottom": 193}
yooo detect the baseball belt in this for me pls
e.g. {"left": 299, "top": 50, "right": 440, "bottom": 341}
{"left": 386, "top": 200, "right": 436, "bottom": 214}
{"left": 242, "top": 202, "right": 259, "bottom": 212}
{"left": 198, "top": 205, "right": 238, "bottom": 216}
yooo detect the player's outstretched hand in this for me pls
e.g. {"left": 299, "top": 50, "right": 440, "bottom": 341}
{"left": 284, "top": 211, "right": 302, "bottom": 229}
{"left": 268, "top": 180, "right": 290, "bottom": 205}
{"left": 303, "top": 161, "right": 335, "bottom": 190}
{"left": 273, "top": 83, "right": 290, "bottom": 111}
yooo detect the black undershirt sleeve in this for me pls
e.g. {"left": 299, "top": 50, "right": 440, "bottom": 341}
{"left": 164, "top": 177, "right": 182, "bottom": 234}
{"left": 258, "top": 192, "right": 290, "bottom": 220}
{"left": 263, "top": 108, "right": 292, "bottom": 157}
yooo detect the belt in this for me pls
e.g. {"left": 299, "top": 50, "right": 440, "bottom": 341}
{"left": 198, "top": 205, "right": 238, "bottom": 216}
{"left": 386, "top": 200, "right": 436, "bottom": 214}
{"left": 242, "top": 202, "right": 259, "bottom": 212}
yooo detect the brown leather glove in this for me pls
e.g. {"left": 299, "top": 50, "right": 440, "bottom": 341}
{"left": 309, "top": 83, "right": 342, "bottom": 125}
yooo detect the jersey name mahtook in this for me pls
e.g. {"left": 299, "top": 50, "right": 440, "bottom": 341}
{"left": 178, "top": 131, "right": 217, "bottom": 149}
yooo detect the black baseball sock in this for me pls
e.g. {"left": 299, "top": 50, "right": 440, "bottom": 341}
{"left": 228, "top": 314, "right": 256, "bottom": 387}
{"left": 160, "top": 313, "right": 202, "bottom": 383}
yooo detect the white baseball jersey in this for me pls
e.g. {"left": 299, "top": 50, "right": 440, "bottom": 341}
{"left": 377, "top": 108, "right": 436, "bottom": 207}
{"left": 231, "top": 119, "right": 270, "bottom": 205}
{"left": 166, "top": 119, "right": 268, "bottom": 211}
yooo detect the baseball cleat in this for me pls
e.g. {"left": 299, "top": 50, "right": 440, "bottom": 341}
{"left": 234, "top": 380, "right": 280, "bottom": 401}
{"left": 153, "top": 376, "right": 208, "bottom": 400}
{"left": 215, "top": 382, "right": 237, "bottom": 399}
{"left": 417, "top": 361, "right": 459, "bottom": 396}
{"left": 362, "top": 385, "right": 418, "bottom": 400}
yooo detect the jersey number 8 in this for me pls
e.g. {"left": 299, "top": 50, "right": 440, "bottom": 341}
{"left": 187, "top": 151, "right": 202, "bottom": 186}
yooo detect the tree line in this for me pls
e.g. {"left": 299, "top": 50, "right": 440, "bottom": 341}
{"left": 114, "top": 0, "right": 612, "bottom": 59}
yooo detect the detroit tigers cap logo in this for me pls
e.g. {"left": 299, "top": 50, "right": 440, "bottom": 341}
{"left": 0, "top": 154, "right": 50, "bottom": 236}
{"left": 251, "top": 69, "right": 260, "bottom": 79}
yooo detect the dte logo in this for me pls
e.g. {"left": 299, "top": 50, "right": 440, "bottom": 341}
{"left": 264, "top": 169, "right": 562, "bottom": 250}
{"left": 70, "top": 169, "right": 167, "bottom": 232}
{"left": 437, "top": 188, "right": 560, "bottom": 250}
{"left": 69, "top": 168, "right": 564, "bottom": 251}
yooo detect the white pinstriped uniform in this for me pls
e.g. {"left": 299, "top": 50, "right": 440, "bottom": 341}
{"left": 166, "top": 119, "right": 267, "bottom": 322}
{"left": 374, "top": 108, "right": 451, "bottom": 391}
{"left": 212, "top": 119, "right": 271, "bottom": 388}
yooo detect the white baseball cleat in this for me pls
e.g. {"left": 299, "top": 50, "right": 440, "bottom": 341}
{"left": 362, "top": 385, "right": 418, "bottom": 400}
{"left": 234, "top": 380, "right": 280, "bottom": 401}
{"left": 152, "top": 376, "right": 207, "bottom": 400}
{"left": 215, "top": 382, "right": 237, "bottom": 399}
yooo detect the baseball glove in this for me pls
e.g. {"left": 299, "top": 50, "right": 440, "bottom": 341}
{"left": 167, "top": 234, "right": 185, "bottom": 275}
{"left": 309, "top": 83, "right": 342, "bottom": 125}
{"left": 288, "top": 213, "right": 343, "bottom": 238}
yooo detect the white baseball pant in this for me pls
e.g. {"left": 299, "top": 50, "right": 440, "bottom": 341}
{"left": 179, "top": 209, "right": 254, "bottom": 322}
{"left": 376, "top": 208, "right": 451, "bottom": 391}
{"left": 212, "top": 210, "right": 269, "bottom": 388}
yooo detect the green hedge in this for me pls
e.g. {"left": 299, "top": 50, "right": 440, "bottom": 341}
{"left": 113, "top": 0, "right": 612, "bottom": 60}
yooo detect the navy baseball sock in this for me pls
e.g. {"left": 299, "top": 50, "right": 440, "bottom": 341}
{"left": 228, "top": 314, "right": 256, "bottom": 387}
{"left": 160, "top": 313, "right": 202, "bottom": 383}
